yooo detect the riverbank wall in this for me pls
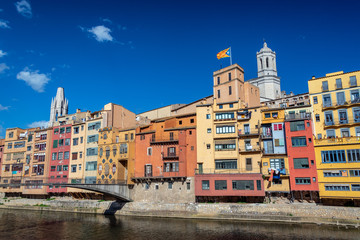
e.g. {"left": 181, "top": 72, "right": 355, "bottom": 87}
{"left": 1, "top": 197, "right": 360, "bottom": 226}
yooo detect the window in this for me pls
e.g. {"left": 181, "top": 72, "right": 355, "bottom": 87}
{"left": 215, "top": 180, "right": 227, "bottom": 190}
{"left": 168, "top": 182, "right": 173, "bottom": 189}
{"left": 163, "top": 162, "right": 179, "bottom": 172}
{"left": 313, "top": 96, "right": 318, "bottom": 104}
{"left": 207, "top": 128, "right": 212, "bottom": 133}
{"left": 228, "top": 72, "right": 231, "bottom": 81}
{"left": 125, "top": 134, "right": 128, "bottom": 140}
{"left": 291, "top": 137, "right": 307, "bottom": 147}
{"left": 60, "top": 128, "right": 65, "bottom": 134}
{"left": 246, "top": 158, "right": 252, "bottom": 171}
{"left": 341, "top": 128, "right": 350, "bottom": 137}
{"left": 216, "top": 125, "right": 235, "bottom": 134}
{"left": 187, "top": 182, "right": 191, "bottom": 190}
{"left": 50, "top": 166, "right": 56, "bottom": 172}
{"left": 219, "top": 105, "right": 223, "bottom": 109}
{"left": 349, "top": 170, "right": 360, "bottom": 177}
{"left": 120, "top": 144, "right": 128, "bottom": 154}
{"left": 131, "top": 133, "right": 134, "bottom": 140}
{"left": 217, "top": 90, "right": 221, "bottom": 98}
{"left": 103, "top": 134, "right": 107, "bottom": 140}
{"left": 147, "top": 147, "right": 152, "bottom": 156}
{"left": 66, "top": 127, "right": 71, "bottom": 133}
{"left": 324, "top": 170, "right": 343, "bottom": 177}
{"left": 202, "top": 180, "right": 210, "bottom": 190}
{"left": 217, "top": 76, "right": 220, "bottom": 85}
{"left": 353, "top": 108, "right": 360, "bottom": 123}
{"left": 270, "top": 158, "right": 285, "bottom": 169}
{"left": 257, "top": 180, "right": 262, "bottom": 190}
{"left": 54, "top": 128, "right": 59, "bottom": 134}
{"left": 351, "top": 90, "right": 360, "bottom": 103}
{"left": 80, "top": 137, "right": 83, "bottom": 143}
{"left": 167, "top": 147, "right": 176, "bottom": 156}
{"left": 350, "top": 76, "right": 357, "bottom": 87}
{"left": 86, "top": 148, "right": 98, "bottom": 156}
{"left": 86, "top": 161, "right": 97, "bottom": 171}
{"left": 8, "top": 132, "right": 14, "bottom": 138}
{"left": 74, "top": 127, "right": 79, "bottom": 134}
{"left": 88, "top": 122, "right": 101, "bottom": 130}
{"left": 73, "top": 138, "right": 79, "bottom": 146}
{"left": 229, "top": 103, "right": 233, "bottom": 108}
{"left": 322, "top": 81, "right": 329, "bottom": 91}
{"left": 57, "top": 165, "right": 62, "bottom": 171}
{"left": 293, "top": 158, "right": 309, "bottom": 169}
{"left": 295, "top": 178, "right": 311, "bottom": 184}
{"left": 215, "top": 112, "right": 235, "bottom": 120}
{"left": 336, "top": 78, "right": 342, "bottom": 89}
{"left": 264, "top": 113, "right": 271, "bottom": 118}
{"left": 347, "top": 149, "right": 360, "bottom": 162}
{"left": 59, "top": 139, "right": 64, "bottom": 146}
{"left": 290, "top": 121, "right": 305, "bottom": 131}
{"left": 339, "top": 110, "right": 348, "bottom": 124}
{"left": 65, "top": 138, "right": 70, "bottom": 146}
{"left": 7, "top": 143, "right": 12, "bottom": 149}
{"left": 52, "top": 153, "right": 57, "bottom": 160}
{"left": 323, "top": 95, "right": 333, "bottom": 109}
{"left": 315, "top": 114, "right": 320, "bottom": 122}
{"left": 71, "top": 165, "right": 77, "bottom": 173}
{"left": 215, "top": 142, "right": 236, "bottom": 151}
{"left": 64, "top": 151, "right": 69, "bottom": 159}
{"left": 321, "top": 150, "right": 346, "bottom": 163}
{"left": 190, "top": 118, "right": 194, "bottom": 123}
{"left": 206, "top": 114, "right": 211, "bottom": 119}
{"left": 206, "top": 144, "right": 211, "bottom": 149}
{"left": 58, "top": 152, "right": 63, "bottom": 160}
{"left": 352, "top": 184, "right": 360, "bottom": 191}
{"left": 63, "top": 165, "right": 68, "bottom": 171}
{"left": 326, "top": 129, "right": 336, "bottom": 138}
{"left": 79, "top": 164, "right": 82, "bottom": 170}
{"left": 179, "top": 121, "right": 182, "bottom": 125}
{"left": 215, "top": 159, "right": 237, "bottom": 169}
{"left": 325, "top": 184, "right": 350, "bottom": 191}
{"left": 72, "top": 152, "right": 78, "bottom": 160}
{"left": 87, "top": 134, "right": 99, "bottom": 143}
{"left": 336, "top": 92, "right": 345, "bottom": 105}
{"left": 229, "top": 86, "right": 232, "bottom": 95}
{"left": 232, "top": 180, "right": 254, "bottom": 190}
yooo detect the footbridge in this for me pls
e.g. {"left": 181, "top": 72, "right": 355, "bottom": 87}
{"left": 0, "top": 177, "right": 132, "bottom": 202}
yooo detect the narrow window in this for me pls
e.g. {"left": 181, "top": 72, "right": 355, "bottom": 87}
{"left": 229, "top": 86, "right": 232, "bottom": 95}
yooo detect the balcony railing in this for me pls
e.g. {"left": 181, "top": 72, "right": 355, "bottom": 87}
{"left": 238, "top": 129, "right": 260, "bottom": 137}
{"left": 262, "top": 149, "right": 286, "bottom": 155}
{"left": 314, "top": 136, "right": 360, "bottom": 146}
{"left": 214, "top": 117, "right": 236, "bottom": 122}
{"left": 195, "top": 168, "right": 261, "bottom": 175}
{"left": 322, "top": 98, "right": 360, "bottom": 109}
{"left": 262, "top": 168, "right": 289, "bottom": 176}
{"left": 150, "top": 137, "right": 178, "bottom": 145}
{"left": 261, "top": 129, "right": 273, "bottom": 139}
{"left": 239, "top": 145, "right": 261, "bottom": 153}
{"left": 285, "top": 112, "right": 311, "bottom": 121}
{"left": 324, "top": 118, "right": 360, "bottom": 127}
{"left": 162, "top": 153, "right": 179, "bottom": 160}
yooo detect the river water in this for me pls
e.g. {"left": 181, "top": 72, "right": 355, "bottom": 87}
{"left": 0, "top": 209, "right": 359, "bottom": 240}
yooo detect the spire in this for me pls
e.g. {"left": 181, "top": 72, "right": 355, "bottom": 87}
{"left": 49, "top": 87, "right": 69, "bottom": 126}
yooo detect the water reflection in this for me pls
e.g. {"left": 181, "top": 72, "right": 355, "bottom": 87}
{"left": 0, "top": 209, "right": 359, "bottom": 240}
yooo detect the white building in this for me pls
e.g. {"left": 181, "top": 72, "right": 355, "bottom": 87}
{"left": 247, "top": 42, "right": 281, "bottom": 102}
{"left": 49, "top": 87, "right": 69, "bottom": 126}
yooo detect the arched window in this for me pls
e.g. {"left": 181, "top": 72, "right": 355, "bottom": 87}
{"left": 106, "top": 147, "right": 110, "bottom": 158}
{"left": 260, "top": 58, "right": 263, "bottom": 69}
{"left": 266, "top": 57, "right": 269, "bottom": 68}
{"left": 113, "top": 145, "right": 117, "bottom": 156}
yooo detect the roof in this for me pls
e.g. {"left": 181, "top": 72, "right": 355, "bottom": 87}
{"left": 171, "top": 95, "right": 213, "bottom": 111}
{"left": 308, "top": 70, "right": 360, "bottom": 81}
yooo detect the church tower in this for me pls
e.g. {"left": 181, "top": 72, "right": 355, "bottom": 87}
{"left": 49, "top": 87, "right": 68, "bottom": 126}
{"left": 248, "top": 42, "right": 281, "bottom": 101}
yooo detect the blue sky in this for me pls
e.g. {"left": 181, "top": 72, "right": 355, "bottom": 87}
{"left": 0, "top": 0, "right": 360, "bottom": 137}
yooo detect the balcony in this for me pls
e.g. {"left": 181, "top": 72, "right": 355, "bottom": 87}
{"left": 214, "top": 117, "right": 236, "bottom": 122}
{"left": 285, "top": 112, "right": 311, "bottom": 121}
{"left": 324, "top": 118, "right": 360, "bottom": 128}
{"left": 314, "top": 136, "right": 360, "bottom": 146}
{"left": 131, "top": 171, "right": 187, "bottom": 183}
{"left": 262, "top": 168, "right": 289, "bottom": 176}
{"left": 150, "top": 137, "right": 178, "bottom": 145}
{"left": 238, "top": 129, "right": 260, "bottom": 138}
{"left": 195, "top": 168, "right": 261, "bottom": 175}
{"left": 261, "top": 129, "right": 273, "bottom": 139}
{"left": 162, "top": 153, "right": 179, "bottom": 160}
{"left": 239, "top": 145, "right": 261, "bottom": 153}
{"left": 322, "top": 98, "right": 360, "bottom": 110}
{"left": 237, "top": 111, "right": 251, "bottom": 121}
{"left": 262, "top": 149, "right": 286, "bottom": 156}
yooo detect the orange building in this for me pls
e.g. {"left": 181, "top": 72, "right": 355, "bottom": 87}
{"left": 132, "top": 114, "right": 197, "bottom": 203}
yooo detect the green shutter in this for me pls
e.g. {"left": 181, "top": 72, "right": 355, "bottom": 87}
{"left": 53, "top": 140, "right": 58, "bottom": 148}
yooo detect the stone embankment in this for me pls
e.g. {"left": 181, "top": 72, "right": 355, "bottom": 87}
{"left": 1, "top": 197, "right": 360, "bottom": 226}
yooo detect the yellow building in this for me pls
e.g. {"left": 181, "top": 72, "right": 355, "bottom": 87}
{"left": 309, "top": 70, "right": 360, "bottom": 204}
{"left": 97, "top": 127, "right": 135, "bottom": 184}
{"left": 260, "top": 108, "right": 290, "bottom": 194}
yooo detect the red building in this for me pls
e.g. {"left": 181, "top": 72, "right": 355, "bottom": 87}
{"left": 48, "top": 124, "right": 72, "bottom": 194}
{"left": 285, "top": 109, "right": 319, "bottom": 201}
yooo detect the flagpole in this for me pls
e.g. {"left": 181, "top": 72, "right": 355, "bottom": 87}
{"left": 230, "top": 47, "right": 233, "bottom": 66}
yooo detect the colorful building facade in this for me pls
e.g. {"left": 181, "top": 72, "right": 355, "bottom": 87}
{"left": 309, "top": 70, "right": 360, "bottom": 204}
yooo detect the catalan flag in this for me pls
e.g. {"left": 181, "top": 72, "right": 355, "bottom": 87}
{"left": 217, "top": 47, "right": 230, "bottom": 59}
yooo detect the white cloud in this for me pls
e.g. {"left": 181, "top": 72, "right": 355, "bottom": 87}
{"left": 0, "top": 63, "right": 9, "bottom": 73}
{"left": 27, "top": 120, "right": 49, "bottom": 129}
{"left": 15, "top": 0, "right": 32, "bottom": 18}
{"left": 0, "top": 104, "right": 9, "bottom": 111}
{"left": 88, "top": 25, "right": 113, "bottom": 42}
{"left": 0, "top": 50, "right": 7, "bottom": 58}
{"left": 0, "top": 20, "right": 10, "bottom": 29}
{"left": 16, "top": 67, "right": 50, "bottom": 92}
{"left": 102, "top": 18, "right": 112, "bottom": 24}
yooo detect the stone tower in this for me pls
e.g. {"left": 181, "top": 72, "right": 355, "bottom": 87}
{"left": 49, "top": 87, "right": 68, "bottom": 126}
{"left": 247, "top": 42, "right": 281, "bottom": 101}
